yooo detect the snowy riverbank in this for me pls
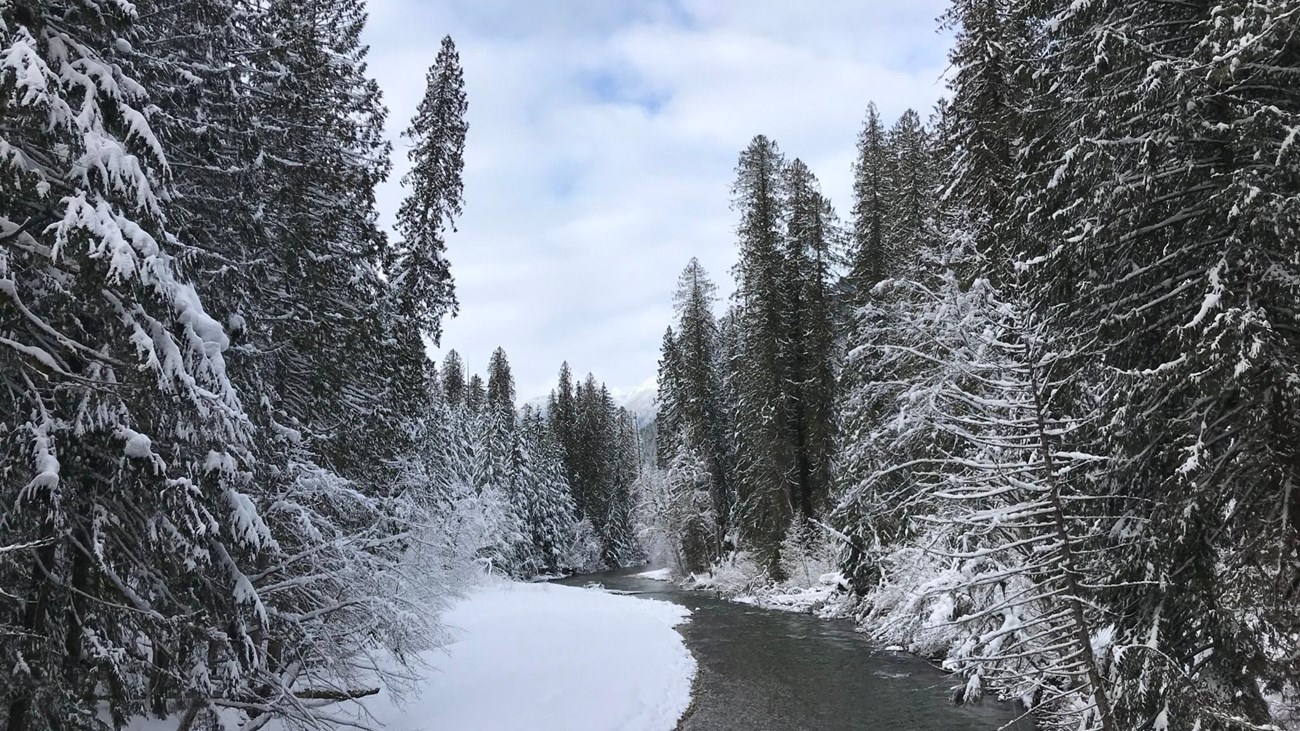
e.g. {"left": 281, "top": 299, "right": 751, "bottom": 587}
{"left": 126, "top": 580, "right": 696, "bottom": 731}
{"left": 405, "top": 580, "right": 696, "bottom": 730}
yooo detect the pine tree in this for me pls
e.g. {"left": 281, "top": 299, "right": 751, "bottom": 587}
{"left": 849, "top": 102, "right": 891, "bottom": 291}
{"left": 729, "top": 135, "right": 796, "bottom": 576}
{"left": 442, "top": 349, "right": 468, "bottom": 406}
{"left": 391, "top": 35, "right": 466, "bottom": 346}
{"left": 1019, "top": 1, "right": 1300, "bottom": 725}
{"left": 780, "top": 160, "right": 839, "bottom": 522}
{"left": 881, "top": 110, "right": 934, "bottom": 275}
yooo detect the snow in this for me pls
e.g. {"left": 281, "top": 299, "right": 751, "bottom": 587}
{"left": 120, "top": 428, "right": 153, "bottom": 459}
{"left": 635, "top": 567, "right": 673, "bottom": 581}
{"left": 404, "top": 581, "right": 694, "bottom": 731}
{"left": 610, "top": 375, "right": 659, "bottom": 426}
{"left": 686, "top": 551, "right": 852, "bottom": 617}
{"left": 123, "top": 580, "right": 695, "bottom": 731}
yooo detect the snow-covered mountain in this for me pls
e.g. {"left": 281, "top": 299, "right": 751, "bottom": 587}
{"left": 520, "top": 375, "right": 658, "bottom": 426}
{"left": 610, "top": 376, "right": 658, "bottom": 426}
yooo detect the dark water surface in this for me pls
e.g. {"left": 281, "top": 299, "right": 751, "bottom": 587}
{"left": 556, "top": 566, "right": 1028, "bottom": 731}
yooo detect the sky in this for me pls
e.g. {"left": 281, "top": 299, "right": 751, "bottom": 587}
{"left": 363, "top": 0, "right": 952, "bottom": 402}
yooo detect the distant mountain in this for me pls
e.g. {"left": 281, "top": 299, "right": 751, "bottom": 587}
{"left": 519, "top": 375, "right": 658, "bottom": 427}
{"left": 610, "top": 376, "right": 658, "bottom": 427}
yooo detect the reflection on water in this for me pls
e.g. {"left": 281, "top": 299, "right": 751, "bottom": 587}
{"left": 557, "top": 566, "right": 1032, "bottom": 731}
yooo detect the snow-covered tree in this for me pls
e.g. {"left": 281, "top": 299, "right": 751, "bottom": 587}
{"left": 391, "top": 35, "right": 465, "bottom": 347}
{"left": 729, "top": 135, "right": 796, "bottom": 576}
{"left": 848, "top": 102, "right": 891, "bottom": 293}
{"left": 1016, "top": 1, "right": 1300, "bottom": 725}
{"left": 780, "top": 159, "right": 839, "bottom": 521}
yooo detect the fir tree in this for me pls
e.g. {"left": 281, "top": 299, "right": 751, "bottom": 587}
{"left": 780, "top": 160, "right": 839, "bottom": 521}
{"left": 1, "top": 3, "right": 261, "bottom": 725}
{"left": 391, "top": 35, "right": 466, "bottom": 346}
{"left": 486, "top": 346, "right": 516, "bottom": 422}
{"left": 661, "top": 259, "right": 733, "bottom": 552}
{"left": 547, "top": 362, "right": 580, "bottom": 510}
{"left": 466, "top": 373, "right": 486, "bottom": 411}
{"left": 729, "top": 135, "right": 796, "bottom": 576}
{"left": 1020, "top": 1, "right": 1300, "bottom": 725}
{"left": 654, "top": 327, "right": 683, "bottom": 470}
{"left": 849, "top": 102, "right": 891, "bottom": 291}
{"left": 441, "top": 349, "right": 468, "bottom": 407}
{"left": 881, "top": 109, "right": 934, "bottom": 275}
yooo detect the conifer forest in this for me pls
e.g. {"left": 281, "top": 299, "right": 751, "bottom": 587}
{"left": 2, "top": 1, "right": 1298, "bottom": 730}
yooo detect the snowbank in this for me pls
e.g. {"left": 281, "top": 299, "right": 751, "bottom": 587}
{"left": 634, "top": 567, "right": 673, "bottom": 581}
{"left": 686, "top": 549, "right": 853, "bottom": 618}
{"left": 337, "top": 581, "right": 694, "bottom": 731}
{"left": 125, "top": 581, "right": 695, "bottom": 731}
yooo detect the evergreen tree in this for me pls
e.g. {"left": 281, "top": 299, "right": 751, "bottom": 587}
{"left": 780, "top": 160, "right": 839, "bottom": 521}
{"left": 441, "top": 349, "right": 468, "bottom": 406}
{"left": 1020, "top": 1, "right": 1300, "bottom": 725}
{"left": 849, "top": 102, "right": 891, "bottom": 291}
{"left": 729, "top": 135, "right": 796, "bottom": 576}
{"left": 391, "top": 35, "right": 466, "bottom": 346}
{"left": 604, "top": 408, "right": 644, "bottom": 566}
{"left": 654, "top": 327, "right": 684, "bottom": 470}
{"left": 881, "top": 109, "right": 934, "bottom": 275}
{"left": 0, "top": 4, "right": 262, "bottom": 725}
{"left": 517, "top": 409, "right": 581, "bottom": 574}
{"left": 547, "top": 362, "right": 580, "bottom": 509}
{"left": 660, "top": 260, "right": 733, "bottom": 552}
{"left": 466, "top": 373, "right": 486, "bottom": 411}
{"left": 486, "top": 346, "right": 516, "bottom": 420}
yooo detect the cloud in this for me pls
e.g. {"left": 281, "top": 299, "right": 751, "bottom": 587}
{"left": 364, "top": 0, "right": 951, "bottom": 401}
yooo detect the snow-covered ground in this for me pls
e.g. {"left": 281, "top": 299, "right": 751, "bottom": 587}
{"left": 683, "top": 550, "right": 853, "bottom": 618}
{"left": 127, "top": 581, "right": 694, "bottom": 731}
{"left": 634, "top": 567, "right": 673, "bottom": 581}
{"left": 365, "top": 581, "right": 695, "bottom": 731}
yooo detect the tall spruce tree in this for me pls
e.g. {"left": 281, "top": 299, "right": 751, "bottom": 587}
{"left": 1020, "top": 1, "right": 1300, "bottom": 725}
{"left": 668, "top": 261, "right": 732, "bottom": 542}
{"left": 466, "top": 373, "right": 486, "bottom": 411}
{"left": 486, "top": 346, "right": 516, "bottom": 421}
{"left": 939, "top": 0, "right": 1033, "bottom": 282}
{"left": 391, "top": 35, "right": 465, "bottom": 347}
{"left": 0, "top": 4, "right": 261, "bottom": 725}
{"left": 442, "top": 349, "right": 468, "bottom": 406}
{"left": 780, "top": 160, "right": 839, "bottom": 522}
{"left": 655, "top": 327, "right": 684, "bottom": 469}
{"left": 729, "top": 135, "right": 796, "bottom": 575}
{"left": 881, "top": 110, "right": 934, "bottom": 275}
{"left": 547, "top": 362, "right": 580, "bottom": 510}
{"left": 849, "top": 102, "right": 891, "bottom": 291}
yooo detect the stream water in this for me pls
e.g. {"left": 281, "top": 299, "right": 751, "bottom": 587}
{"left": 556, "top": 566, "right": 1029, "bottom": 731}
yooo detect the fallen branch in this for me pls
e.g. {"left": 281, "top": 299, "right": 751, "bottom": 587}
{"left": 294, "top": 687, "right": 380, "bottom": 701}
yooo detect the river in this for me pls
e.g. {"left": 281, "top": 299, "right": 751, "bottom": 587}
{"left": 557, "top": 566, "right": 1029, "bottom": 731}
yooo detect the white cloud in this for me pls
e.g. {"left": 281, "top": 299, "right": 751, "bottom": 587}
{"left": 364, "top": 0, "right": 951, "bottom": 401}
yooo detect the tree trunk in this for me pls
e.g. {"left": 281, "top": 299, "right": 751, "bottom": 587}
{"left": 1029, "top": 358, "right": 1116, "bottom": 731}
{"left": 6, "top": 522, "right": 57, "bottom": 731}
